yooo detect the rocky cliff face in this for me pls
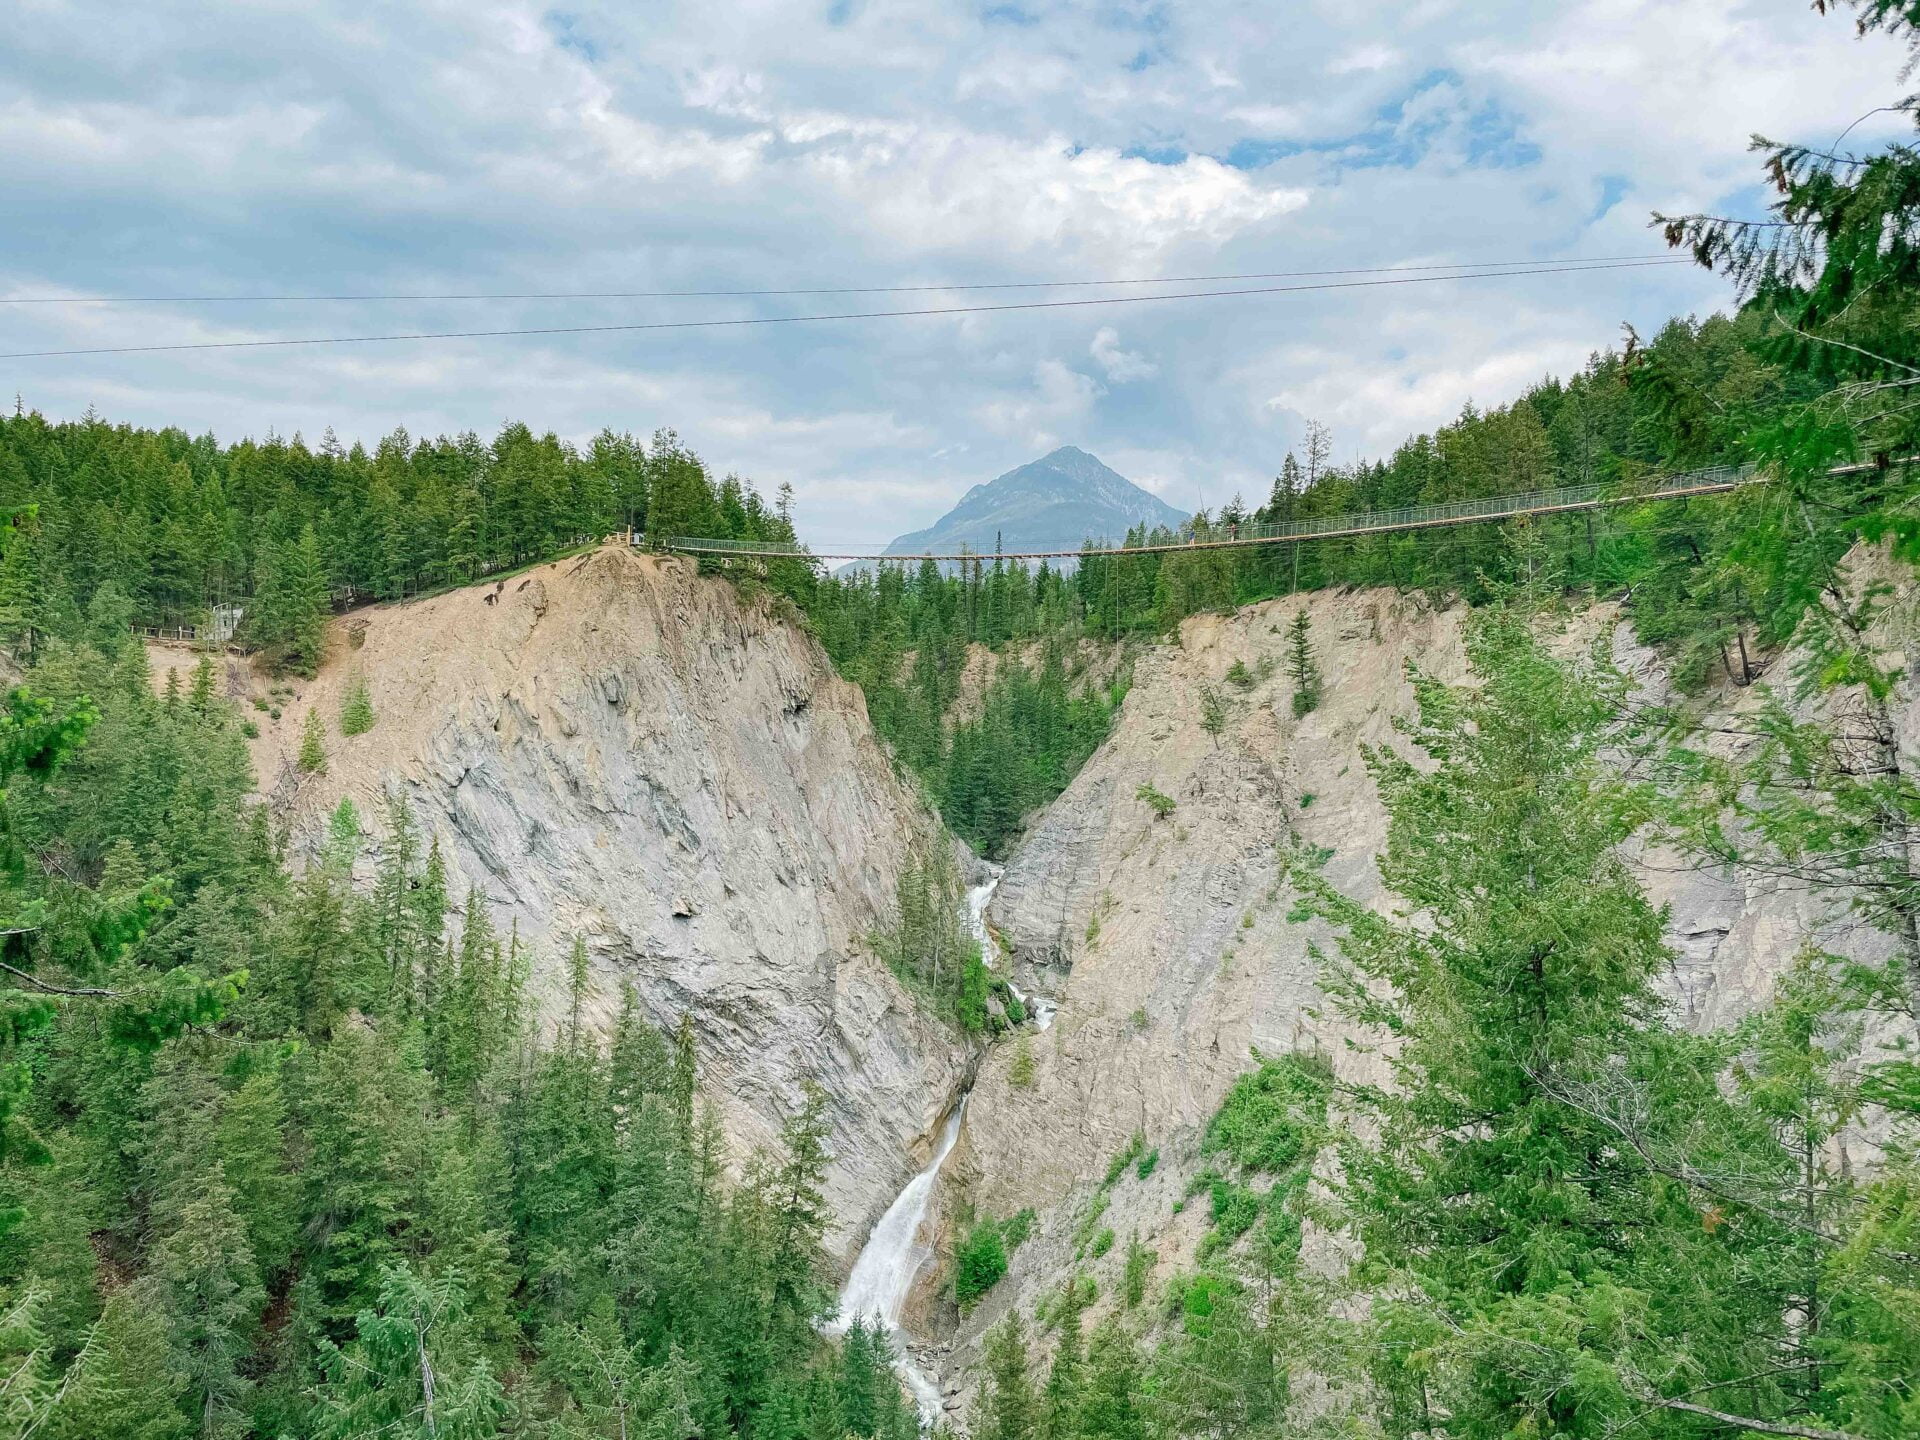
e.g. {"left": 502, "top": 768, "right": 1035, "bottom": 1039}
{"left": 208, "top": 545, "right": 971, "bottom": 1260}
{"left": 936, "top": 569, "right": 1913, "bottom": 1412}
{"left": 151, "top": 544, "right": 1912, "bottom": 1429}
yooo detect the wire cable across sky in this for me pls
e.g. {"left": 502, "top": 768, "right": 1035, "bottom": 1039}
{"left": 0, "top": 252, "right": 1681, "bottom": 306}
{"left": 0, "top": 257, "right": 1694, "bottom": 361}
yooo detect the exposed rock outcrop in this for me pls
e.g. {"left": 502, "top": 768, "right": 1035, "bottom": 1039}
{"left": 941, "top": 571, "right": 1913, "bottom": 1409}
{"left": 203, "top": 546, "right": 971, "bottom": 1260}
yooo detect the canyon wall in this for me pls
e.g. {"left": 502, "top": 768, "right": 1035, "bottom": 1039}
{"left": 158, "top": 545, "right": 970, "bottom": 1260}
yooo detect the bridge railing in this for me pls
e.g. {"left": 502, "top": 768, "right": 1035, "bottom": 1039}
{"left": 1214, "top": 463, "right": 1752, "bottom": 547}
{"left": 660, "top": 461, "right": 1756, "bottom": 560}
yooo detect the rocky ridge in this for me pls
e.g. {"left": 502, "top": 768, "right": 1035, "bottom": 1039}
{"left": 149, "top": 544, "right": 1916, "bottom": 1429}
{"left": 156, "top": 545, "right": 971, "bottom": 1261}
{"left": 933, "top": 565, "right": 1914, "bottom": 1415}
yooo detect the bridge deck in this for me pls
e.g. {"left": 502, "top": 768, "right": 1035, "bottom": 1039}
{"left": 659, "top": 463, "right": 1756, "bottom": 563}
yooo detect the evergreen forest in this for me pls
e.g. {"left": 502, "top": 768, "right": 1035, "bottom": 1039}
{"left": 0, "top": 2, "right": 1916, "bottom": 1437}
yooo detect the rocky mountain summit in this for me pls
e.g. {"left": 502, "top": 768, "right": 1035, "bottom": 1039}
{"left": 879, "top": 446, "right": 1189, "bottom": 559}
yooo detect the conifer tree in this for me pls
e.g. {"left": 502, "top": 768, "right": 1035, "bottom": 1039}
{"left": 311, "top": 1265, "right": 506, "bottom": 1440}
{"left": 298, "top": 707, "right": 328, "bottom": 775}
{"left": 1284, "top": 608, "right": 1322, "bottom": 717}
{"left": 973, "top": 1314, "right": 1037, "bottom": 1440}
{"left": 154, "top": 1173, "right": 263, "bottom": 1438}
{"left": 187, "top": 656, "right": 217, "bottom": 717}
{"left": 213, "top": 1067, "right": 300, "bottom": 1283}
{"left": 1040, "top": 1276, "right": 1087, "bottom": 1440}
{"left": 1078, "top": 1321, "right": 1146, "bottom": 1440}
{"left": 0, "top": 1289, "right": 57, "bottom": 1436}
{"left": 0, "top": 510, "right": 48, "bottom": 664}
{"left": 610, "top": 989, "right": 672, "bottom": 1117}
{"left": 46, "top": 1281, "right": 190, "bottom": 1440}
{"left": 340, "top": 671, "right": 375, "bottom": 737}
{"left": 1292, "top": 602, "right": 1802, "bottom": 1438}
{"left": 765, "top": 1081, "right": 833, "bottom": 1359}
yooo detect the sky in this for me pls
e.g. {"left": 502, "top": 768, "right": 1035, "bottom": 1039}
{"left": 0, "top": 0, "right": 1907, "bottom": 547}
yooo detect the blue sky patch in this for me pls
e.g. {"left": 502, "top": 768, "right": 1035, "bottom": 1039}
{"left": 544, "top": 11, "right": 600, "bottom": 62}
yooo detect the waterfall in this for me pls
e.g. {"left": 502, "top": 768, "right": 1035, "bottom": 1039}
{"left": 830, "top": 1098, "right": 967, "bottom": 1423}
{"left": 970, "top": 866, "right": 1053, "bottom": 1030}
{"left": 832, "top": 865, "right": 1057, "bottom": 1428}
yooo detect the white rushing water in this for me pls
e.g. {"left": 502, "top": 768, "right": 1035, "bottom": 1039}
{"left": 831, "top": 1097, "right": 967, "bottom": 1423}
{"left": 968, "top": 866, "right": 1055, "bottom": 1030}
{"left": 832, "top": 867, "right": 1059, "bottom": 1428}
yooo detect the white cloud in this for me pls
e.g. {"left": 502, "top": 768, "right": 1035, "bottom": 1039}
{"left": 977, "top": 359, "right": 1104, "bottom": 448}
{"left": 1090, "top": 327, "right": 1159, "bottom": 382}
{"left": 1327, "top": 43, "right": 1400, "bottom": 75}
{"left": 0, "top": 0, "right": 1903, "bottom": 547}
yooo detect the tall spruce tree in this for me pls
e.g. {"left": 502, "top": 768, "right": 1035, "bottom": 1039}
{"left": 1292, "top": 602, "right": 1804, "bottom": 1438}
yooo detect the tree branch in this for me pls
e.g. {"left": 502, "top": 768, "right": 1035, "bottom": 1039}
{"left": 0, "top": 959, "right": 119, "bottom": 999}
{"left": 1637, "top": 1395, "right": 1854, "bottom": 1440}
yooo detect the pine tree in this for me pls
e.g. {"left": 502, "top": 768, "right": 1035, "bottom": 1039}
{"left": 0, "top": 510, "right": 48, "bottom": 663}
{"left": 1284, "top": 608, "right": 1322, "bottom": 717}
{"left": 1078, "top": 1321, "right": 1146, "bottom": 1440}
{"left": 1040, "top": 1276, "right": 1086, "bottom": 1440}
{"left": 972, "top": 1314, "right": 1037, "bottom": 1440}
{"left": 339, "top": 672, "right": 375, "bottom": 736}
{"left": 154, "top": 1172, "right": 263, "bottom": 1439}
{"left": 311, "top": 1265, "right": 506, "bottom": 1440}
{"left": 765, "top": 1081, "right": 833, "bottom": 1361}
{"left": 187, "top": 656, "right": 217, "bottom": 717}
{"left": 45, "top": 1281, "right": 190, "bottom": 1440}
{"left": 1292, "top": 602, "right": 1799, "bottom": 1438}
{"left": 298, "top": 1025, "right": 427, "bottom": 1328}
{"left": 248, "top": 525, "right": 332, "bottom": 675}
{"left": 213, "top": 1068, "right": 300, "bottom": 1283}
{"left": 298, "top": 707, "right": 328, "bottom": 775}
{"left": 0, "top": 1289, "right": 57, "bottom": 1437}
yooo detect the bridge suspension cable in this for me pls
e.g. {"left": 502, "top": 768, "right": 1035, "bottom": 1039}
{"left": 659, "top": 463, "right": 1763, "bottom": 563}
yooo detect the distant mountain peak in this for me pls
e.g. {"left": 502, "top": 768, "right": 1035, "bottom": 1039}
{"left": 880, "top": 447, "right": 1186, "bottom": 559}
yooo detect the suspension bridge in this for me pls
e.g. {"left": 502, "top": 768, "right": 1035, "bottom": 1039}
{"left": 657, "top": 462, "right": 1761, "bottom": 564}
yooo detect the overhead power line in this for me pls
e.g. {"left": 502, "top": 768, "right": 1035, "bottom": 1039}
{"left": 0, "top": 252, "right": 1678, "bottom": 306}
{"left": 0, "top": 257, "right": 1693, "bottom": 361}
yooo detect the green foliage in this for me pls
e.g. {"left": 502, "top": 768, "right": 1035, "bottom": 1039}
{"left": 933, "top": 647, "right": 1127, "bottom": 859}
{"left": 1009, "top": 1036, "right": 1035, "bottom": 1088}
{"left": 297, "top": 707, "right": 327, "bottom": 774}
{"left": 1074, "top": 1191, "right": 1110, "bottom": 1253}
{"left": 311, "top": 1265, "right": 506, "bottom": 1440}
{"left": 1103, "top": 1132, "right": 1145, "bottom": 1188}
{"left": 1223, "top": 658, "right": 1254, "bottom": 689}
{"left": 1134, "top": 782, "right": 1174, "bottom": 818}
{"left": 971, "top": 1314, "right": 1037, "bottom": 1440}
{"left": 0, "top": 414, "right": 802, "bottom": 640}
{"left": 1001, "top": 1208, "right": 1035, "bottom": 1250}
{"left": 1197, "top": 685, "right": 1228, "bottom": 740}
{"left": 805, "top": 551, "right": 1127, "bottom": 860}
{"left": 0, "top": 606, "right": 907, "bottom": 1439}
{"left": 871, "top": 853, "right": 998, "bottom": 1033}
{"left": 339, "top": 673, "right": 375, "bottom": 736}
{"left": 1202, "top": 1050, "right": 1331, "bottom": 1175}
{"left": 1089, "top": 1228, "right": 1114, "bottom": 1258}
{"left": 1122, "top": 1235, "right": 1153, "bottom": 1309}
{"left": 1284, "top": 592, "right": 1920, "bottom": 1439}
{"left": 1134, "top": 1147, "right": 1158, "bottom": 1181}
{"left": 1285, "top": 608, "right": 1323, "bottom": 716}
{"left": 43, "top": 1281, "right": 188, "bottom": 1440}
{"left": 955, "top": 1218, "right": 1010, "bottom": 1309}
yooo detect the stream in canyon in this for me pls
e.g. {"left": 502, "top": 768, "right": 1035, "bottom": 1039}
{"left": 831, "top": 863, "right": 1049, "bottom": 1426}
